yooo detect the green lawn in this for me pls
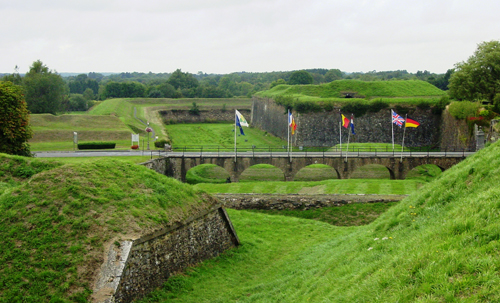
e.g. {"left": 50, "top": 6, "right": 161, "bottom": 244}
{"left": 165, "top": 123, "right": 288, "bottom": 148}
{"left": 194, "top": 179, "right": 421, "bottom": 195}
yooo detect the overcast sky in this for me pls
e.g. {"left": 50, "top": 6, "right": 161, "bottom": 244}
{"left": 1, "top": 0, "right": 499, "bottom": 75}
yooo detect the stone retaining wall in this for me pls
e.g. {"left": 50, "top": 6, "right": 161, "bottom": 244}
{"left": 251, "top": 97, "right": 444, "bottom": 148}
{"left": 93, "top": 205, "right": 239, "bottom": 303}
{"left": 159, "top": 109, "right": 251, "bottom": 124}
{"left": 215, "top": 193, "right": 407, "bottom": 210}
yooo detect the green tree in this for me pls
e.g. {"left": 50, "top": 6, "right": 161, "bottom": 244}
{"left": 68, "top": 94, "right": 87, "bottom": 111}
{"left": 1, "top": 66, "right": 22, "bottom": 85}
{"left": 449, "top": 40, "right": 500, "bottom": 102}
{"left": 324, "top": 69, "right": 343, "bottom": 82}
{"left": 270, "top": 79, "right": 286, "bottom": 88}
{"left": 167, "top": 69, "right": 199, "bottom": 90}
{"left": 23, "top": 60, "right": 67, "bottom": 114}
{"left": 83, "top": 88, "right": 95, "bottom": 100}
{"left": 0, "top": 81, "right": 33, "bottom": 156}
{"left": 288, "top": 70, "right": 314, "bottom": 85}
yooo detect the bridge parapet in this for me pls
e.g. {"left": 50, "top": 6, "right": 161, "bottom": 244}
{"left": 142, "top": 152, "right": 471, "bottom": 182}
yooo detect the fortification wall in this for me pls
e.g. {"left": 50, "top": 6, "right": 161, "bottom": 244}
{"left": 215, "top": 193, "right": 406, "bottom": 210}
{"left": 251, "top": 97, "right": 442, "bottom": 148}
{"left": 93, "top": 205, "right": 239, "bottom": 303}
{"left": 438, "top": 107, "right": 476, "bottom": 150}
{"left": 159, "top": 109, "right": 251, "bottom": 124}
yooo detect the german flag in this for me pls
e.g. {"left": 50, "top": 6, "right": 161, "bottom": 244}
{"left": 405, "top": 118, "right": 420, "bottom": 128}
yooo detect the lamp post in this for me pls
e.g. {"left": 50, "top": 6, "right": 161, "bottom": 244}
{"left": 145, "top": 122, "right": 153, "bottom": 150}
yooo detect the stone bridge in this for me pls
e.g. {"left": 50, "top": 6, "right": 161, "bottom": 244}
{"left": 142, "top": 154, "right": 468, "bottom": 182}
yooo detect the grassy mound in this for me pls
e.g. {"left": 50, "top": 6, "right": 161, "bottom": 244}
{"left": 186, "top": 164, "right": 230, "bottom": 184}
{"left": 0, "top": 157, "right": 217, "bottom": 302}
{"left": 0, "top": 154, "right": 63, "bottom": 193}
{"left": 239, "top": 164, "right": 285, "bottom": 182}
{"left": 256, "top": 79, "right": 446, "bottom": 101}
{"left": 146, "top": 141, "right": 500, "bottom": 302}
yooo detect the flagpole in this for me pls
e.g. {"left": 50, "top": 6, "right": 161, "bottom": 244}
{"left": 345, "top": 119, "right": 351, "bottom": 162}
{"left": 234, "top": 110, "right": 237, "bottom": 162}
{"left": 391, "top": 110, "right": 395, "bottom": 151}
{"left": 287, "top": 109, "right": 290, "bottom": 155}
{"left": 339, "top": 112, "right": 342, "bottom": 157}
{"left": 400, "top": 114, "right": 407, "bottom": 162}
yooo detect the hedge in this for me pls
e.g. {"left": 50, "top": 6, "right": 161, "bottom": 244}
{"left": 77, "top": 142, "right": 116, "bottom": 150}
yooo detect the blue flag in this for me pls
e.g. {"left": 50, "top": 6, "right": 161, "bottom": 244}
{"left": 236, "top": 116, "right": 245, "bottom": 135}
{"left": 350, "top": 115, "right": 355, "bottom": 135}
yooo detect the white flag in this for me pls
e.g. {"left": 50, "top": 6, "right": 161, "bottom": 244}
{"left": 235, "top": 110, "right": 249, "bottom": 127}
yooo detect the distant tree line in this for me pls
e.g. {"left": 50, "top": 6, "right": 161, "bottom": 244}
{"left": 1, "top": 61, "right": 456, "bottom": 115}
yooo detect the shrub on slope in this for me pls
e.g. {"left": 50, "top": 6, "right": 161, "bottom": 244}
{"left": 0, "top": 158, "right": 217, "bottom": 302}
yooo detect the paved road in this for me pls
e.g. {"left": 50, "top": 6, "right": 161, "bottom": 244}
{"left": 34, "top": 150, "right": 475, "bottom": 158}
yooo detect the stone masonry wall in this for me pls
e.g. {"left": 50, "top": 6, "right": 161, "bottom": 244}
{"left": 439, "top": 107, "right": 476, "bottom": 150}
{"left": 159, "top": 109, "right": 251, "bottom": 124}
{"left": 251, "top": 97, "right": 442, "bottom": 148}
{"left": 93, "top": 206, "right": 239, "bottom": 303}
{"left": 215, "top": 193, "right": 407, "bottom": 210}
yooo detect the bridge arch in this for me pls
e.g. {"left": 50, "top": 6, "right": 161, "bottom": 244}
{"left": 405, "top": 164, "right": 443, "bottom": 181}
{"left": 294, "top": 164, "right": 340, "bottom": 181}
{"left": 239, "top": 164, "right": 285, "bottom": 182}
{"left": 185, "top": 163, "right": 230, "bottom": 184}
{"left": 350, "top": 164, "right": 395, "bottom": 180}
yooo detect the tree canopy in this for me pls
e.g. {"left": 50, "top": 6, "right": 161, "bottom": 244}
{"left": 448, "top": 40, "right": 500, "bottom": 102}
{"left": 0, "top": 81, "right": 33, "bottom": 156}
{"left": 288, "top": 70, "right": 314, "bottom": 85}
{"left": 23, "top": 60, "right": 67, "bottom": 114}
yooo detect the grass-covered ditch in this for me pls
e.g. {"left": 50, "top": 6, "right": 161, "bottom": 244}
{"left": 137, "top": 139, "right": 500, "bottom": 302}
{"left": 0, "top": 153, "right": 218, "bottom": 302}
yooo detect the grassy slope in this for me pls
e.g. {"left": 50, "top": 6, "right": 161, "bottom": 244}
{"left": 145, "top": 141, "right": 500, "bottom": 302}
{"left": 165, "top": 123, "right": 288, "bottom": 148}
{"left": 29, "top": 114, "right": 133, "bottom": 151}
{"left": 0, "top": 154, "right": 217, "bottom": 302}
{"left": 256, "top": 79, "right": 446, "bottom": 102}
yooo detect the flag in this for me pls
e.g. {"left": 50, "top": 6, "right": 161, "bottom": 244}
{"left": 291, "top": 118, "right": 297, "bottom": 135}
{"left": 392, "top": 110, "right": 404, "bottom": 128}
{"left": 350, "top": 115, "right": 355, "bottom": 135}
{"left": 341, "top": 114, "right": 350, "bottom": 128}
{"left": 235, "top": 110, "right": 249, "bottom": 127}
{"left": 235, "top": 109, "right": 248, "bottom": 135}
{"left": 405, "top": 117, "right": 420, "bottom": 128}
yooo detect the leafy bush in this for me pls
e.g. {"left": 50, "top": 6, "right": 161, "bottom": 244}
{"left": 448, "top": 101, "right": 480, "bottom": 119}
{"left": 77, "top": 142, "right": 116, "bottom": 150}
{"left": 154, "top": 139, "right": 171, "bottom": 148}
{"left": 368, "top": 99, "right": 389, "bottom": 113}
{"left": 341, "top": 101, "right": 370, "bottom": 117}
{"left": 189, "top": 102, "right": 200, "bottom": 115}
{"left": 431, "top": 95, "right": 450, "bottom": 115}
{"left": 416, "top": 100, "right": 431, "bottom": 110}
{"left": 294, "top": 100, "right": 322, "bottom": 113}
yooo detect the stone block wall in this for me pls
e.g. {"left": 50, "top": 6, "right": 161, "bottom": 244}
{"left": 251, "top": 97, "right": 442, "bottom": 148}
{"left": 93, "top": 205, "right": 239, "bottom": 303}
{"left": 215, "top": 193, "right": 407, "bottom": 210}
{"left": 159, "top": 109, "right": 251, "bottom": 124}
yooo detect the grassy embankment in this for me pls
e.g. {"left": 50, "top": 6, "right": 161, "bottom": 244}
{"left": 0, "top": 153, "right": 217, "bottom": 302}
{"left": 256, "top": 79, "right": 446, "bottom": 103}
{"left": 138, "top": 140, "right": 500, "bottom": 303}
{"left": 29, "top": 98, "right": 252, "bottom": 151}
